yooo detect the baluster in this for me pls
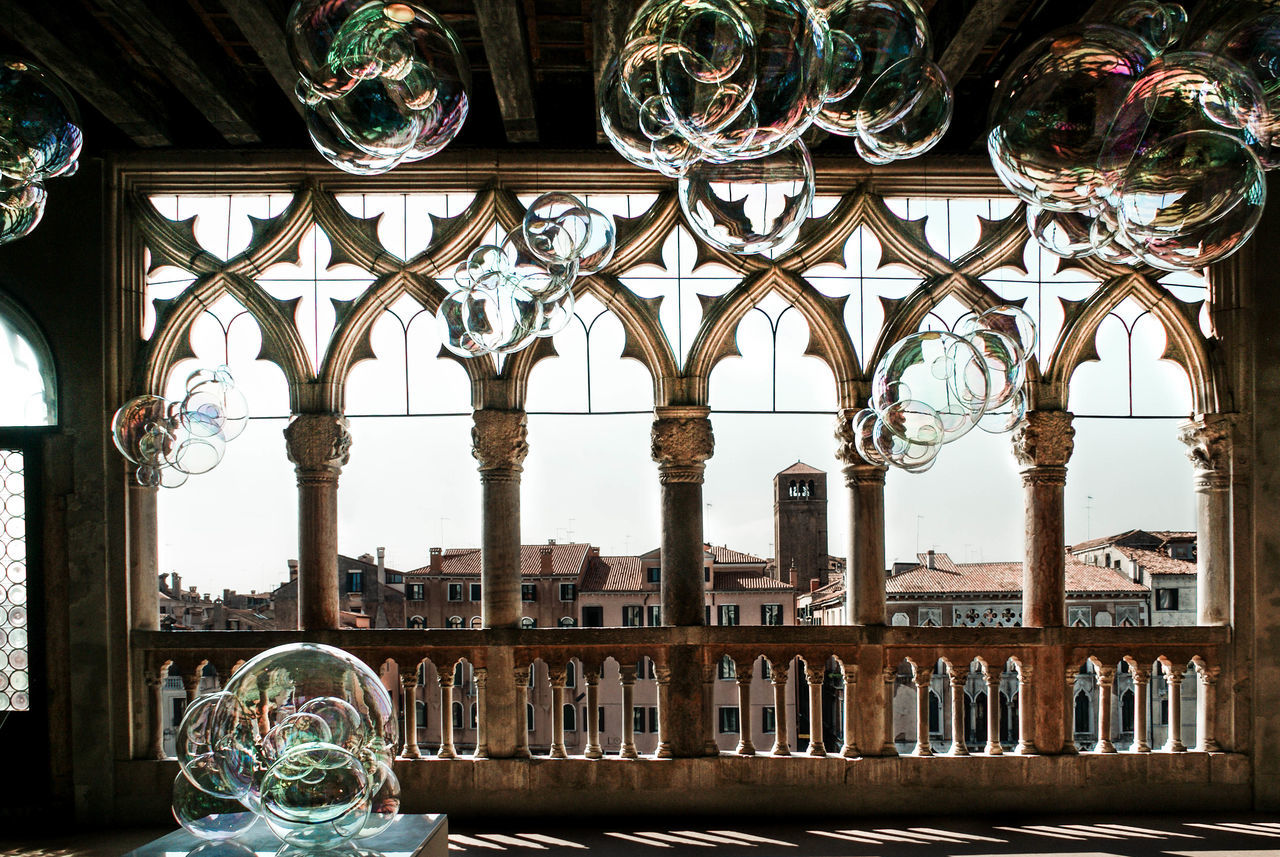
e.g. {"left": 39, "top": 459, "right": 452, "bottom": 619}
{"left": 703, "top": 663, "right": 719, "bottom": 756}
{"left": 618, "top": 663, "right": 638, "bottom": 759}
{"left": 148, "top": 671, "right": 166, "bottom": 760}
{"left": 439, "top": 665, "right": 457, "bottom": 759}
{"left": 984, "top": 663, "right": 1002, "bottom": 756}
{"left": 1195, "top": 662, "right": 1220, "bottom": 752}
{"left": 948, "top": 665, "right": 969, "bottom": 756}
{"left": 1016, "top": 663, "right": 1035, "bottom": 754}
{"left": 549, "top": 667, "right": 567, "bottom": 759}
{"left": 735, "top": 661, "right": 755, "bottom": 756}
{"left": 1063, "top": 668, "right": 1078, "bottom": 754}
{"left": 771, "top": 662, "right": 791, "bottom": 756}
{"left": 882, "top": 666, "right": 898, "bottom": 756}
{"left": 474, "top": 667, "right": 489, "bottom": 759}
{"left": 584, "top": 668, "right": 602, "bottom": 759}
{"left": 1132, "top": 666, "right": 1152, "bottom": 753}
{"left": 840, "top": 663, "right": 859, "bottom": 758}
{"left": 401, "top": 670, "right": 421, "bottom": 759}
{"left": 655, "top": 664, "right": 673, "bottom": 759}
{"left": 1163, "top": 663, "right": 1187, "bottom": 752}
{"left": 1095, "top": 665, "right": 1116, "bottom": 753}
{"left": 804, "top": 661, "right": 826, "bottom": 756}
{"left": 513, "top": 665, "right": 530, "bottom": 758}
{"left": 911, "top": 665, "right": 933, "bottom": 757}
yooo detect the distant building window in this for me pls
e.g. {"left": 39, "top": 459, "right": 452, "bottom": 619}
{"left": 452, "top": 701, "right": 463, "bottom": 729}
{"left": 347, "top": 571, "right": 362, "bottom": 593}
{"left": 718, "top": 605, "right": 739, "bottom": 626}
{"left": 637, "top": 657, "right": 655, "bottom": 679}
{"left": 559, "top": 616, "right": 576, "bottom": 627}
{"left": 566, "top": 662, "right": 576, "bottom": 687}
{"left": 559, "top": 583, "right": 576, "bottom": 601}
{"left": 761, "top": 604, "right": 783, "bottom": 626}
{"left": 705, "top": 605, "right": 711, "bottom": 625}
{"left": 582, "top": 606, "right": 603, "bottom": 627}
{"left": 718, "top": 707, "right": 740, "bottom": 734}
{"left": 647, "top": 566, "right": 660, "bottom": 584}
{"left": 1156, "top": 588, "right": 1179, "bottom": 611}
{"left": 408, "top": 615, "right": 425, "bottom": 629}
{"left": 522, "top": 583, "right": 538, "bottom": 602}
{"left": 521, "top": 617, "right": 537, "bottom": 629}
{"left": 647, "top": 605, "right": 661, "bottom": 627}
{"left": 1117, "top": 605, "right": 1141, "bottom": 626}
{"left": 527, "top": 704, "right": 535, "bottom": 731}
{"left": 704, "top": 567, "right": 711, "bottom": 583}
{"left": 918, "top": 607, "right": 942, "bottom": 627}
{"left": 1068, "top": 606, "right": 1091, "bottom": 627}
{"left": 408, "top": 583, "right": 425, "bottom": 601}
{"left": 448, "top": 583, "right": 462, "bottom": 602}
{"left": 762, "top": 706, "right": 776, "bottom": 734}
{"left": 1105, "top": 552, "right": 1111, "bottom": 567}
{"left": 760, "top": 659, "right": 772, "bottom": 681}
{"left": 633, "top": 706, "right": 646, "bottom": 734}
{"left": 470, "top": 583, "right": 482, "bottom": 601}
{"left": 564, "top": 704, "right": 577, "bottom": 732}
{"left": 648, "top": 706, "right": 659, "bottom": 733}
{"left": 470, "top": 703, "right": 478, "bottom": 729}
{"left": 386, "top": 573, "right": 402, "bottom": 584}
{"left": 446, "top": 616, "right": 463, "bottom": 629}
{"left": 622, "top": 605, "right": 643, "bottom": 627}
{"left": 718, "top": 655, "right": 736, "bottom": 680}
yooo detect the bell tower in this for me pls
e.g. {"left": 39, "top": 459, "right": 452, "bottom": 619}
{"left": 773, "top": 462, "right": 828, "bottom": 591}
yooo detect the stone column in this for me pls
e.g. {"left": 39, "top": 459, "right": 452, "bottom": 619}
{"left": 1132, "top": 666, "right": 1152, "bottom": 753}
{"left": 471, "top": 409, "right": 527, "bottom": 759}
{"left": 1063, "top": 668, "right": 1078, "bottom": 753}
{"left": 1011, "top": 410, "right": 1074, "bottom": 627}
{"left": 911, "top": 666, "right": 934, "bottom": 756}
{"left": 549, "top": 667, "right": 567, "bottom": 759}
{"left": 804, "top": 661, "right": 827, "bottom": 756}
{"left": 1096, "top": 665, "right": 1116, "bottom": 753}
{"left": 1016, "top": 663, "right": 1036, "bottom": 754}
{"left": 619, "top": 663, "right": 638, "bottom": 759}
{"left": 473, "top": 668, "right": 489, "bottom": 759}
{"left": 1164, "top": 663, "right": 1187, "bottom": 752}
{"left": 183, "top": 671, "right": 201, "bottom": 708}
{"left": 771, "top": 663, "right": 792, "bottom": 756}
{"left": 655, "top": 664, "right": 673, "bottom": 759}
{"left": 883, "top": 667, "right": 899, "bottom": 755}
{"left": 651, "top": 406, "right": 714, "bottom": 757}
{"left": 512, "top": 665, "right": 531, "bottom": 758}
{"left": 401, "top": 671, "right": 421, "bottom": 759}
{"left": 702, "top": 664, "right": 720, "bottom": 756}
{"left": 734, "top": 663, "right": 756, "bottom": 755}
{"left": 948, "top": 665, "right": 969, "bottom": 756}
{"left": 984, "top": 666, "right": 1002, "bottom": 755}
{"left": 283, "top": 413, "right": 351, "bottom": 630}
{"left": 840, "top": 663, "right": 860, "bottom": 758}
{"left": 128, "top": 481, "right": 159, "bottom": 631}
{"left": 584, "top": 669, "right": 602, "bottom": 759}
{"left": 1195, "top": 663, "right": 1221, "bottom": 752}
{"left": 147, "top": 673, "right": 165, "bottom": 760}
{"left": 836, "top": 412, "right": 888, "bottom": 624}
{"left": 1179, "top": 416, "right": 1232, "bottom": 626}
{"left": 438, "top": 668, "right": 457, "bottom": 760}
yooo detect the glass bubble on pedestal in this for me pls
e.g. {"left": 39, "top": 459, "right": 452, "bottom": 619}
{"left": 173, "top": 773, "right": 258, "bottom": 841}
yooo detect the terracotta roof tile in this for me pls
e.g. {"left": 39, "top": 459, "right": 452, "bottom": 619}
{"left": 887, "top": 556, "right": 1148, "bottom": 595}
{"left": 404, "top": 543, "right": 592, "bottom": 578}
{"left": 778, "top": 461, "right": 824, "bottom": 475}
{"left": 708, "top": 545, "right": 766, "bottom": 564}
{"left": 1069, "top": 529, "right": 1143, "bottom": 553}
{"left": 581, "top": 556, "right": 644, "bottom": 592}
{"left": 1117, "top": 546, "right": 1197, "bottom": 576}
{"left": 713, "top": 570, "right": 793, "bottom": 592}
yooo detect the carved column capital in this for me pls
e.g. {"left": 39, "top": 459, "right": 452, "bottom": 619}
{"left": 651, "top": 406, "right": 714, "bottom": 483}
{"left": 1179, "top": 415, "right": 1232, "bottom": 489}
{"left": 1011, "top": 410, "right": 1074, "bottom": 474}
{"left": 1131, "top": 665, "right": 1151, "bottom": 684}
{"left": 284, "top": 413, "right": 352, "bottom": 477}
{"left": 948, "top": 666, "right": 969, "bottom": 688}
{"left": 735, "top": 666, "right": 755, "bottom": 686}
{"left": 1195, "top": 663, "right": 1221, "bottom": 686}
{"left": 911, "top": 668, "right": 933, "bottom": 688}
{"left": 473, "top": 667, "right": 487, "bottom": 690}
{"left": 804, "top": 663, "right": 826, "bottom": 686}
{"left": 654, "top": 664, "right": 671, "bottom": 685}
{"left": 834, "top": 410, "right": 887, "bottom": 476}
{"left": 400, "top": 671, "right": 419, "bottom": 690}
{"left": 770, "top": 664, "right": 789, "bottom": 687}
{"left": 471, "top": 409, "right": 529, "bottom": 475}
{"left": 1096, "top": 665, "right": 1116, "bottom": 687}
{"left": 547, "top": 667, "right": 567, "bottom": 688}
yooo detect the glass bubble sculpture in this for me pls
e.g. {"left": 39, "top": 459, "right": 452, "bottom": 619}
{"left": 0, "top": 58, "right": 82, "bottom": 246}
{"left": 171, "top": 643, "right": 400, "bottom": 848}
{"left": 287, "top": 0, "right": 470, "bottom": 175}
{"left": 110, "top": 366, "right": 248, "bottom": 488}
{"left": 849, "top": 305, "right": 1035, "bottom": 471}
{"left": 435, "top": 191, "right": 614, "bottom": 359}
{"left": 988, "top": 1, "right": 1278, "bottom": 271}
{"left": 600, "top": 0, "right": 951, "bottom": 255}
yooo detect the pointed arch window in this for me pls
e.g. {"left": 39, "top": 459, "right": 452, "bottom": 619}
{"left": 0, "top": 294, "right": 56, "bottom": 426}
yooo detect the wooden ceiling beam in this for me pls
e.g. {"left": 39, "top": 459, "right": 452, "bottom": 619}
{"left": 591, "top": 0, "right": 631, "bottom": 142}
{"left": 472, "top": 0, "right": 540, "bottom": 143}
{"left": 937, "top": 0, "right": 1021, "bottom": 83}
{"left": 0, "top": 1, "right": 172, "bottom": 147}
{"left": 94, "top": 0, "right": 262, "bottom": 144}
{"left": 216, "top": 0, "right": 305, "bottom": 119}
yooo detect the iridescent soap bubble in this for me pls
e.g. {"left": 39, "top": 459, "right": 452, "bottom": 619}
{"left": 173, "top": 773, "right": 257, "bottom": 841}
{"left": 261, "top": 743, "right": 368, "bottom": 825}
{"left": 873, "top": 331, "right": 989, "bottom": 443}
{"left": 1027, "top": 206, "right": 1098, "bottom": 259}
{"left": 0, "top": 178, "right": 45, "bottom": 245}
{"left": 287, "top": 0, "right": 470, "bottom": 174}
{"left": 460, "top": 280, "right": 540, "bottom": 355}
{"left": 677, "top": 140, "right": 814, "bottom": 254}
{"left": 1111, "top": 1, "right": 1187, "bottom": 54}
{"left": 524, "top": 193, "right": 593, "bottom": 265}
{"left": 855, "top": 57, "right": 952, "bottom": 161}
{"left": 356, "top": 757, "right": 402, "bottom": 838}
{"left": 0, "top": 59, "right": 82, "bottom": 184}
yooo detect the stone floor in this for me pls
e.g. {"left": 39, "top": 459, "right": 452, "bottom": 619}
{"left": 7, "top": 815, "right": 1280, "bottom": 857}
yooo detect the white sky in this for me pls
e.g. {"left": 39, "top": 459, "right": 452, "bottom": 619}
{"left": 129, "top": 192, "right": 1202, "bottom": 596}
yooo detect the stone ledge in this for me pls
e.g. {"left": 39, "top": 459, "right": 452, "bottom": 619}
{"left": 114, "top": 752, "right": 1251, "bottom": 823}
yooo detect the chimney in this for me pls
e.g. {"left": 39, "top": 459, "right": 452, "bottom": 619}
{"left": 223, "top": 588, "right": 232, "bottom": 604}
{"left": 287, "top": 560, "right": 298, "bottom": 582}
{"left": 540, "top": 546, "right": 553, "bottom": 575}
{"left": 810, "top": 578, "right": 820, "bottom": 593}
{"left": 926, "top": 549, "right": 936, "bottom": 570}
{"left": 790, "top": 570, "right": 799, "bottom": 589}
{"left": 377, "top": 547, "right": 386, "bottom": 584}
{"left": 172, "top": 572, "right": 182, "bottom": 595}
{"left": 429, "top": 547, "right": 442, "bottom": 573}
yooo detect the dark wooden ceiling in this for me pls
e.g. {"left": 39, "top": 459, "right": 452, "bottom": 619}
{"left": 0, "top": 0, "right": 1184, "bottom": 160}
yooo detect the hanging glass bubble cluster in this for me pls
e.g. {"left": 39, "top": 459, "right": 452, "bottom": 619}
{"left": 599, "top": 0, "right": 952, "bottom": 255}
{"left": 0, "top": 58, "right": 82, "bottom": 246}
{"left": 435, "top": 192, "right": 616, "bottom": 358}
{"left": 287, "top": 0, "right": 470, "bottom": 175}
{"left": 848, "top": 306, "right": 1036, "bottom": 472}
{"left": 171, "top": 643, "right": 400, "bottom": 848}
{"left": 990, "top": 1, "right": 1279, "bottom": 271}
{"left": 111, "top": 367, "right": 248, "bottom": 489}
